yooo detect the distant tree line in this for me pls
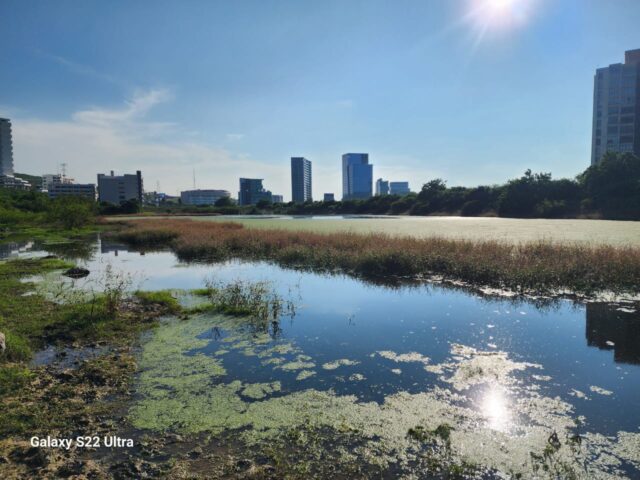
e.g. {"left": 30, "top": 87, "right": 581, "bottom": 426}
{"left": 4, "top": 152, "right": 639, "bottom": 223}
{"left": 153, "top": 152, "right": 639, "bottom": 220}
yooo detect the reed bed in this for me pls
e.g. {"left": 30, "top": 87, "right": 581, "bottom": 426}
{"left": 114, "top": 219, "right": 640, "bottom": 294}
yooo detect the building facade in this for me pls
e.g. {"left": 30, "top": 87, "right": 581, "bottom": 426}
{"left": 0, "top": 118, "right": 14, "bottom": 176}
{"left": 48, "top": 183, "right": 96, "bottom": 200}
{"left": 291, "top": 157, "right": 312, "bottom": 203}
{"left": 272, "top": 194, "right": 284, "bottom": 204}
{"left": 390, "top": 181, "right": 411, "bottom": 196}
{"left": 342, "top": 153, "right": 372, "bottom": 200}
{"left": 238, "top": 178, "right": 272, "bottom": 205}
{"left": 323, "top": 193, "right": 335, "bottom": 202}
{"left": 591, "top": 49, "right": 640, "bottom": 165}
{"left": 97, "top": 171, "right": 143, "bottom": 205}
{"left": 180, "top": 189, "right": 230, "bottom": 206}
{"left": 0, "top": 118, "right": 30, "bottom": 189}
{"left": 375, "top": 178, "right": 390, "bottom": 196}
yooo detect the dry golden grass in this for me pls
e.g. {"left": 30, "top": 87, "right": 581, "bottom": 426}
{"left": 115, "top": 219, "right": 640, "bottom": 294}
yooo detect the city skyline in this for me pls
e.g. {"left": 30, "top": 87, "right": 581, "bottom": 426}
{"left": 1, "top": 2, "right": 640, "bottom": 200}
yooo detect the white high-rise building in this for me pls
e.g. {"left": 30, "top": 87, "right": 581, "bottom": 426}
{"left": 591, "top": 49, "right": 640, "bottom": 165}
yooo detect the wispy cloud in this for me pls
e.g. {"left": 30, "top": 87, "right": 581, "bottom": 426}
{"left": 10, "top": 89, "right": 281, "bottom": 196}
{"left": 72, "top": 88, "right": 174, "bottom": 131}
{"left": 36, "top": 50, "right": 128, "bottom": 88}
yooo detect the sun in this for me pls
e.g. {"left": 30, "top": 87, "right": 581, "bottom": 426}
{"left": 487, "top": 0, "right": 516, "bottom": 10}
{"left": 463, "top": 0, "right": 538, "bottom": 47}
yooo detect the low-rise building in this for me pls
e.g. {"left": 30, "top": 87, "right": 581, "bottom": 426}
{"left": 390, "top": 181, "right": 411, "bottom": 196}
{"left": 272, "top": 194, "right": 284, "bottom": 204}
{"left": 180, "top": 189, "right": 231, "bottom": 206}
{"left": 0, "top": 175, "right": 31, "bottom": 190}
{"left": 323, "top": 193, "right": 335, "bottom": 202}
{"left": 97, "top": 170, "right": 143, "bottom": 205}
{"left": 47, "top": 182, "right": 96, "bottom": 200}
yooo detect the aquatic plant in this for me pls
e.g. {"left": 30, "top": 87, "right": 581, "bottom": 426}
{"left": 199, "top": 276, "right": 296, "bottom": 335}
{"left": 115, "top": 218, "right": 640, "bottom": 294}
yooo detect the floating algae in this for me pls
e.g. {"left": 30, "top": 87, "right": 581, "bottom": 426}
{"left": 130, "top": 316, "right": 640, "bottom": 479}
{"left": 277, "top": 356, "right": 316, "bottom": 371}
{"left": 376, "top": 350, "right": 430, "bottom": 365}
{"left": 440, "top": 343, "right": 543, "bottom": 391}
{"left": 590, "top": 385, "right": 614, "bottom": 396}
{"left": 322, "top": 359, "right": 360, "bottom": 370}
{"left": 241, "top": 382, "right": 282, "bottom": 400}
{"left": 296, "top": 370, "right": 316, "bottom": 381}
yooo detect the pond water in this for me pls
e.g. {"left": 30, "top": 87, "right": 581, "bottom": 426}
{"left": 22, "top": 237, "right": 640, "bottom": 477}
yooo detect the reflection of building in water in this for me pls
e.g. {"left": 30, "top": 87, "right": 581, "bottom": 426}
{"left": 0, "top": 241, "right": 34, "bottom": 260}
{"left": 586, "top": 303, "right": 640, "bottom": 365}
{"left": 99, "top": 239, "right": 129, "bottom": 255}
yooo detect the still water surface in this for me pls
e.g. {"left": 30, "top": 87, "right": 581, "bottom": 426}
{"left": 21, "top": 237, "right": 640, "bottom": 476}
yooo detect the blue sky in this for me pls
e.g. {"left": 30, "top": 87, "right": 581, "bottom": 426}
{"left": 1, "top": 0, "right": 639, "bottom": 199}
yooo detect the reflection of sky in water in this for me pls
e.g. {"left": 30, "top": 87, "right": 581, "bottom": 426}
{"left": 26, "top": 238, "right": 640, "bottom": 437}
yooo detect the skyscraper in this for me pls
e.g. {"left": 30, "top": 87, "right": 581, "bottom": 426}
{"left": 591, "top": 48, "right": 640, "bottom": 165}
{"left": 291, "top": 157, "right": 312, "bottom": 203}
{"left": 342, "top": 153, "right": 373, "bottom": 200}
{"left": 375, "top": 178, "right": 389, "bottom": 196}
{"left": 0, "top": 118, "right": 15, "bottom": 176}
{"left": 0, "top": 117, "right": 31, "bottom": 189}
{"left": 239, "top": 178, "right": 273, "bottom": 205}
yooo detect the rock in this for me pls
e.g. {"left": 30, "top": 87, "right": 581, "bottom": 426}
{"left": 63, "top": 267, "right": 90, "bottom": 279}
{"left": 0, "top": 331, "right": 5, "bottom": 354}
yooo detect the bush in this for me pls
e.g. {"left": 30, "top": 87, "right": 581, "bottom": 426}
{"left": 46, "top": 196, "right": 95, "bottom": 229}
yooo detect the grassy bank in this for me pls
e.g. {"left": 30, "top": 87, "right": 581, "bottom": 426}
{"left": 0, "top": 257, "right": 175, "bottom": 439}
{"left": 116, "top": 218, "right": 640, "bottom": 294}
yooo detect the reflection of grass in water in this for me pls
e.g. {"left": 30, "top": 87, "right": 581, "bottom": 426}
{"left": 193, "top": 277, "right": 296, "bottom": 339}
{"left": 116, "top": 219, "right": 640, "bottom": 294}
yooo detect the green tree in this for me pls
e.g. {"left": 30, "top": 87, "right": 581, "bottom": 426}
{"left": 47, "top": 196, "right": 95, "bottom": 229}
{"left": 578, "top": 152, "right": 640, "bottom": 218}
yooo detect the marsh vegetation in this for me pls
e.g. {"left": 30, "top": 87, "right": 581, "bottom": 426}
{"left": 115, "top": 218, "right": 640, "bottom": 295}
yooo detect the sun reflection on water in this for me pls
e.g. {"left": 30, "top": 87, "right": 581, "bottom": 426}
{"left": 480, "top": 383, "right": 513, "bottom": 432}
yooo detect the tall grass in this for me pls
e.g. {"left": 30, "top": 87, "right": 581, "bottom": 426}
{"left": 114, "top": 219, "right": 640, "bottom": 294}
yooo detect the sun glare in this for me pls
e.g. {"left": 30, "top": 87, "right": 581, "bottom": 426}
{"left": 480, "top": 384, "right": 513, "bottom": 432}
{"left": 464, "top": 0, "right": 538, "bottom": 48}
